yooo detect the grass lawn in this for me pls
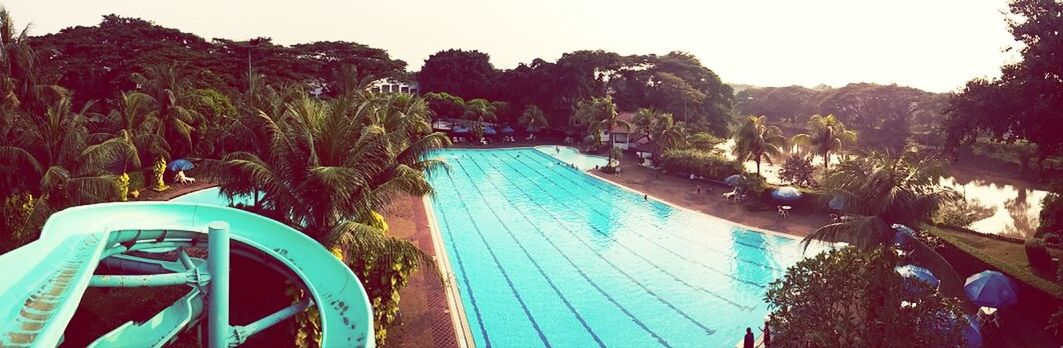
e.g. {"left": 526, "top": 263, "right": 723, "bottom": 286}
{"left": 927, "top": 225, "right": 1062, "bottom": 297}
{"left": 927, "top": 225, "right": 1063, "bottom": 346}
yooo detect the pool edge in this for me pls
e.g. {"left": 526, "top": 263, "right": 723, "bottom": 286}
{"left": 422, "top": 195, "right": 477, "bottom": 348}
{"left": 585, "top": 170, "right": 803, "bottom": 241}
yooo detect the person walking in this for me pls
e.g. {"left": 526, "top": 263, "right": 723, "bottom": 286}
{"left": 744, "top": 327, "right": 755, "bottom": 348}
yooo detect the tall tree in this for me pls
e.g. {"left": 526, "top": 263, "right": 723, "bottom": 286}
{"left": 130, "top": 64, "right": 201, "bottom": 157}
{"left": 462, "top": 98, "right": 499, "bottom": 139}
{"left": 0, "top": 7, "right": 64, "bottom": 115}
{"left": 518, "top": 104, "right": 548, "bottom": 131}
{"left": 792, "top": 114, "right": 857, "bottom": 170}
{"left": 572, "top": 96, "right": 628, "bottom": 164}
{"left": 946, "top": 0, "right": 1063, "bottom": 165}
{"left": 423, "top": 92, "right": 465, "bottom": 121}
{"left": 417, "top": 49, "right": 496, "bottom": 100}
{"left": 97, "top": 91, "right": 169, "bottom": 168}
{"left": 733, "top": 115, "right": 786, "bottom": 176}
{"left": 633, "top": 108, "right": 687, "bottom": 151}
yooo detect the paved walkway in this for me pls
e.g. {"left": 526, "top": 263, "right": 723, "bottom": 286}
{"left": 382, "top": 195, "right": 459, "bottom": 348}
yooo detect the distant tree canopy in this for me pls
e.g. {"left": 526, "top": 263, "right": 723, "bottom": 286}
{"left": 945, "top": 0, "right": 1063, "bottom": 163}
{"left": 30, "top": 15, "right": 407, "bottom": 106}
{"left": 737, "top": 83, "right": 943, "bottom": 151}
{"left": 416, "top": 49, "right": 496, "bottom": 101}
{"left": 418, "top": 49, "right": 736, "bottom": 136}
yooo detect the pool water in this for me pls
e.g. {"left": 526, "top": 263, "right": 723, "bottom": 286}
{"left": 428, "top": 147, "right": 821, "bottom": 347}
{"left": 533, "top": 145, "right": 609, "bottom": 170}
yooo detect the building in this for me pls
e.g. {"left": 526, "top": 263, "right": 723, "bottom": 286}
{"left": 371, "top": 78, "right": 419, "bottom": 94}
{"left": 599, "top": 111, "right": 646, "bottom": 150}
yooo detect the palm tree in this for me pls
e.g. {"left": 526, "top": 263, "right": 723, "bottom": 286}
{"left": 204, "top": 89, "right": 449, "bottom": 256}
{"left": 202, "top": 91, "right": 449, "bottom": 343}
{"left": 652, "top": 113, "right": 687, "bottom": 151}
{"left": 131, "top": 64, "right": 201, "bottom": 158}
{"left": 0, "top": 7, "right": 64, "bottom": 115}
{"left": 96, "top": 92, "right": 169, "bottom": 169}
{"left": 802, "top": 149, "right": 966, "bottom": 325}
{"left": 792, "top": 114, "right": 857, "bottom": 170}
{"left": 733, "top": 115, "right": 787, "bottom": 176}
{"left": 0, "top": 95, "right": 138, "bottom": 232}
{"left": 462, "top": 98, "right": 498, "bottom": 140}
{"left": 572, "top": 96, "right": 628, "bottom": 165}
{"left": 634, "top": 108, "right": 688, "bottom": 153}
{"left": 518, "top": 104, "right": 548, "bottom": 132}
{"left": 804, "top": 149, "right": 957, "bottom": 251}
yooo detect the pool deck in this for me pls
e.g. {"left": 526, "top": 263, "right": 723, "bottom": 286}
{"left": 382, "top": 194, "right": 462, "bottom": 348}
{"left": 590, "top": 156, "right": 826, "bottom": 239}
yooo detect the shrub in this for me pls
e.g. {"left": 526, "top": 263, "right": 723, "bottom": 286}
{"left": 1, "top": 193, "right": 36, "bottom": 253}
{"left": 1038, "top": 184, "right": 1063, "bottom": 238}
{"left": 1026, "top": 238, "right": 1053, "bottom": 269}
{"left": 778, "top": 154, "right": 816, "bottom": 187}
{"left": 766, "top": 247, "right": 966, "bottom": 347}
{"left": 659, "top": 149, "right": 742, "bottom": 180}
{"left": 934, "top": 198, "right": 997, "bottom": 229}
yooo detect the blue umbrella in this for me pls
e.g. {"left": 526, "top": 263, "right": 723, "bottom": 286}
{"left": 965, "top": 270, "right": 1018, "bottom": 308}
{"left": 957, "top": 314, "right": 983, "bottom": 348}
{"left": 484, "top": 126, "right": 497, "bottom": 135}
{"left": 453, "top": 126, "right": 470, "bottom": 134}
{"left": 723, "top": 174, "right": 742, "bottom": 187}
{"left": 893, "top": 224, "right": 917, "bottom": 246}
{"left": 501, "top": 126, "right": 515, "bottom": 134}
{"left": 828, "top": 195, "right": 846, "bottom": 210}
{"left": 895, "top": 264, "right": 940, "bottom": 288}
{"left": 771, "top": 186, "right": 803, "bottom": 201}
{"left": 527, "top": 125, "right": 542, "bottom": 133}
{"left": 167, "top": 159, "right": 194, "bottom": 171}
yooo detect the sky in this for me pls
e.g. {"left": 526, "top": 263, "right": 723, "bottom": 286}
{"left": 4, "top": 0, "right": 1019, "bottom": 93}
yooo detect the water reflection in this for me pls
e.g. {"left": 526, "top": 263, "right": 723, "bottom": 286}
{"left": 713, "top": 140, "right": 1048, "bottom": 238}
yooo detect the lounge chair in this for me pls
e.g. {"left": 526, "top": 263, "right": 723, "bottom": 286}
{"left": 174, "top": 170, "right": 196, "bottom": 184}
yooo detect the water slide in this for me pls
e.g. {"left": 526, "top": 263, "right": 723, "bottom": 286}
{"left": 0, "top": 202, "right": 374, "bottom": 347}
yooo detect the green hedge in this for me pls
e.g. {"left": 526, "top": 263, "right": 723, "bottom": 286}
{"left": 926, "top": 225, "right": 1061, "bottom": 298}
{"left": 659, "top": 149, "right": 742, "bottom": 180}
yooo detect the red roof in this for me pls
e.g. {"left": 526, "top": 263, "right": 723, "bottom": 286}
{"left": 609, "top": 111, "right": 636, "bottom": 133}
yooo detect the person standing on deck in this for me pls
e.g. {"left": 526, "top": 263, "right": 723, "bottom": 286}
{"left": 744, "top": 327, "right": 755, "bottom": 348}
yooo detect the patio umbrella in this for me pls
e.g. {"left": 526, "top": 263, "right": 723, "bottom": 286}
{"left": 453, "top": 126, "right": 470, "bottom": 134}
{"left": 501, "top": 126, "right": 515, "bottom": 134}
{"left": 527, "top": 125, "right": 542, "bottom": 133}
{"left": 723, "top": 174, "right": 742, "bottom": 187}
{"left": 828, "top": 195, "right": 846, "bottom": 210}
{"left": 893, "top": 224, "right": 917, "bottom": 246}
{"left": 771, "top": 186, "right": 803, "bottom": 201}
{"left": 965, "top": 270, "right": 1018, "bottom": 308}
{"left": 167, "top": 159, "right": 194, "bottom": 171}
{"left": 895, "top": 264, "right": 940, "bottom": 288}
{"left": 956, "top": 314, "right": 983, "bottom": 348}
{"left": 484, "top": 126, "right": 497, "bottom": 135}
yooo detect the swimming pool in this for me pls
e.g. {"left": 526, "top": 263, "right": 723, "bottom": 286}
{"left": 428, "top": 147, "right": 820, "bottom": 347}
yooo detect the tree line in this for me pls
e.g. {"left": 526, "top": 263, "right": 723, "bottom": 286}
{"left": 416, "top": 49, "right": 736, "bottom": 137}
{"left": 736, "top": 83, "right": 947, "bottom": 151}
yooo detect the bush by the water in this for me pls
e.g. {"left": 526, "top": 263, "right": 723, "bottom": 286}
{"left": 659, "top": 149, "right": 741, "bottom": 180}
{"left": 1026, "top": 238, "right": 1053, "bottom": 269}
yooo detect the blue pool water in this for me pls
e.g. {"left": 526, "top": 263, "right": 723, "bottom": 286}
{"left": 429, "top": 147, "right": 820, "bottom": 347}
{"left": 533, "top": 145, "right": 609, "bottom": 170}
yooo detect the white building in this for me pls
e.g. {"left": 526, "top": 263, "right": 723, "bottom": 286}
{"left": 371, "top": 79, "right": 419, "bottom": 94}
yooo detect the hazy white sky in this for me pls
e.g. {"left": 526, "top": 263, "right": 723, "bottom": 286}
{"left": 4, "top": 0, "right": 1018, "bottom": 92}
